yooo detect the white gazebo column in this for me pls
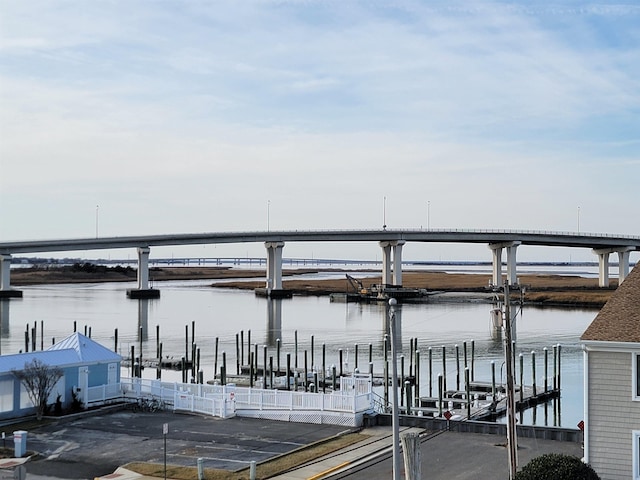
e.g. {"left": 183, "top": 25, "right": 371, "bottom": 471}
{"left": 0, "top": 254, "right": 22, "bottom": 298}
{"left": 126, "top": 247, "right": 160, "bottom": 298}
{"left": 265, "top": 242, "right": 285, "bottom": 291}
{"left": 593, "top": 249, "right": 611, "bottom": 288}
{"left": 379, "top": 242, "right": 393, "bottom": 286}
{"left": 392, "top": 241, "right": 405, "bottom": 287}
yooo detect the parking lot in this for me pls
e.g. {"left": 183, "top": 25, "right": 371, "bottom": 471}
{"left": 22, "top": 409, "right": 352, "bottom": 479}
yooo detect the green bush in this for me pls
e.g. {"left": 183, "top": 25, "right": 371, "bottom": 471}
{"left": 515, "top": 453, "right": 599, "bottom": 480}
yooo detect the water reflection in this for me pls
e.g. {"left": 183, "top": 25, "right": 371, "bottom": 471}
{"left": 138, "top": 299, "right": 150, "bottom": 341}
{"left": 266, "top": 297, "right": 282, "bottom": 346}
{"left": 0, "top": 299, "right": 10, "bottom": 340}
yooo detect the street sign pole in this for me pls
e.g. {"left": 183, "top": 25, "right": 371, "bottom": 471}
{"left": 163, "top": 423, "right": 168, "bottom": 480}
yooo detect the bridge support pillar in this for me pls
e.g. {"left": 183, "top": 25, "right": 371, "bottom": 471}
{"left": 0, "top": 254, "right": 22, "bottom": 298}
{"left": 593, "top": 247, "right": 634, "bottom": 287}
{"left": 379, "top": 241, "right": 405, "bottom": 288}
{"left": 258, "top": 242, "right": 291, "bottom": 298}
{"left": 488, "top": 242, "right": 520, "bottom": 287}
{"left": 618, "top": 249, "right": 632, "bottom": 283}
{"left": 595, "top": 250, "right": 610, "bottom": 287}
{"left": 127, "top": 247, "right": 160, "bottom": 298}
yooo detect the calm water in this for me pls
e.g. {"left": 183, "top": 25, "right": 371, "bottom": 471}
{"left": 0, "top": 278, "right": 596, "bottom": 429}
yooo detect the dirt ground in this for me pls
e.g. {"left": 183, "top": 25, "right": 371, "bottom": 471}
{"left": 11, "top": 265, "right": 614, "bottom": 307}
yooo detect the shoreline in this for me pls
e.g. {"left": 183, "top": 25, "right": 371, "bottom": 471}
{"left": 9, "top": 265, "right": 614, "bottom": 307}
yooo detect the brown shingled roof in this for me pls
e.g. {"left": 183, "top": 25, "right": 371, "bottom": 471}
{"left": 581, "top": 264, "right": 640, "bottom": 342}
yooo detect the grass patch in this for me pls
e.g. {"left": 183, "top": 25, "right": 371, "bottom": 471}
{"left": 124, "top": 431, "right": 368, "bottom": 479}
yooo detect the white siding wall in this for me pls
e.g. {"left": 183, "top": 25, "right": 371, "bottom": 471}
{"left": 588, "top": 350, "right": 640, "bottom": 479}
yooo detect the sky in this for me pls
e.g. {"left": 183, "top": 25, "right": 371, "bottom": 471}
{"left": 1, "top": 1, "right": 639, "bottom": 263}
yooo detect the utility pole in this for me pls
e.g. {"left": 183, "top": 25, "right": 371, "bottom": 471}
{"left": 504, "top": 281, "right": 518, "bottom": 479}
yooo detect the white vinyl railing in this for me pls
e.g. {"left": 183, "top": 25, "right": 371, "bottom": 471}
{"left": 86, "top": 374, "right": 373, "bottom": 420}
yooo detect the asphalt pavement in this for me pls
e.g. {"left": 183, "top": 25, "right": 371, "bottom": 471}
{"left": 2, "top": 408, "right": 584, "bottom": 480}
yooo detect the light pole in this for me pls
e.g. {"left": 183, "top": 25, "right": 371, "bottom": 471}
{"left": 267, "top": 200, "right": 270, "bottom": 232}
{"left": 95, "top": 205, "right": 99, "bottom": 238}
{"left": 577, "top": 206, "right": 580, "bottom": 233}
{"left": 502, "top": 282, "right": 518, "bottom": 479}
{"left": 389, "top": 298, "right": 401, "bottom": 480}
{"left": 427, "top": 201, "right": 430, "bottom": 230}
{"left": 383, "top": 196, "right": 387, "bottom": 230}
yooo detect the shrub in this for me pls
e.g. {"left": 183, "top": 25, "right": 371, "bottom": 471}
{"left": 515, "top": 453, "right": 599, "bottom": 480}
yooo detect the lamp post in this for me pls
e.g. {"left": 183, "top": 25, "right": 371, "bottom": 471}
{"left": 389, "top": 298, "right": 401, "bottom": 480}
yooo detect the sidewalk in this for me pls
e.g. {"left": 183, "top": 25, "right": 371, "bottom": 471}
{"left": 270, "top": 426, "right": 422, "bottom": 480}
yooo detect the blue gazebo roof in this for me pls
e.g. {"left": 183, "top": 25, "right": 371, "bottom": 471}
{"left": 0, "top": 333, "right": 121, "bottom": 374}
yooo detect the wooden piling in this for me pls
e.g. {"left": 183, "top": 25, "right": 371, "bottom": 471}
{"left": 557, "top": 344, "right": 562, "bottom": 391}
{"left": 237, "top": 333, "right": 241, "bottom": 374}
{"left": 428, "top": 347, "right": 433, "bottom": 397}
{"left": 263, "top": 345, "right": 268, "bottom": 388}
{"left": 463, "top": 340, "right": 468, "bottom": 371}
{"left": 519, "top": 353, "right": 524, "bottom": 402}
{"left": 400, "top": 355, "right": 405, "bottom": 406}
{"left": 304, "top": 350, "right": 308, "bottom": 392}
{"left": 114, "top": 328, "right": 118, "bottom": 353}
{"left": 294, "top": 330, "right": 298, "bottom": 369}
{"left": 331, "top": 364, "right": 337, "bottom": 390}
{"left": 157, "top": 342, "right": 162, "bottom": 380}
{"left": 471, "top": 339, "right": 475, "bottom": 381}
{"left": 311, "top": 335, "right": 315, "bottom": 371}
{"left": 442, "top": 345, "right": 447, "bottom": 393}
{"left": 491, "top": 360, "right": 496, "bottom": 398}
{"left": 410, "top": 338, "right": 415, "bottom": 377}
{"left": 532, "top": 351, "right": 537, "bottom": 396}
{"left": 214, "top": 337, "right": 219, "bottom": 379}
{"left": 269, "top": 356, "right": 273, "bottom": 388}
{"left": 156, "top": 325, "right": 160, "bottom": 359}
{"left": 455, "top": 344, "right": 460, "bottom": 391}
{"left": 405, "top": 380, "right": 412, "bottom": 415}
{"left": 438, "top": 374, "right": 443, "bottom": 417}
{"left": 465, "top": 367, "right": 471, "bottom": 419}
{"left": 339, "top": 349, "right": 343, "bottom": 377}
{"left": 276, "top": 338, "right": 281, "bottom": 375}
{"left": 254, "top": 343, "right": 258, "bottom": 381}
{"left": 250, "top": 352, "right": 254, "bottom": 388}
{"left": 415, "top": 350, "right": 420, "bottom": 404}
{"left": 185, "top": 325, "right": 189, "bottom": 365}
{"left": 553, "top": 344, "right": 557, "bottom": 390}
{"left": 221, "top": 352, "right": 227, "bottom": 385}
{"left": 355, "top": 344, "right": 358, "bottom": 370}
{"left": 130, "top": 345, "right": 135, "bottom": 377}
{"left": 40, "top": 320, "right": 44, "bottom": 351}
{"left": 322, "top": 343, "right": 326, "bottom": 391}
{"left": 286, "top": 353, "right": 291, "bottom": 390}
{"left": 544, "top": 347, "right": 548, "bottom": 392}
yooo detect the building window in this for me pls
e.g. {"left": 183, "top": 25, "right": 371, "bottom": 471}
{"left": 634, "top": 430, "right": 640, "bottom": 479}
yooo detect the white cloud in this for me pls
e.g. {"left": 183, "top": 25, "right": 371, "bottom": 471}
{"left": 1, "top": 0, "right": 639, "bottom": 261}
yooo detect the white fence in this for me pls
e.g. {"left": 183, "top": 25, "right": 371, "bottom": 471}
{"left": 86, "top": 374, "right": 374, "bottom": 426}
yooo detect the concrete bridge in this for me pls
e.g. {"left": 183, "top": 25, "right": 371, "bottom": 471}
{"left": 1, "top": 229, "right": 639, "bottom": 298}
